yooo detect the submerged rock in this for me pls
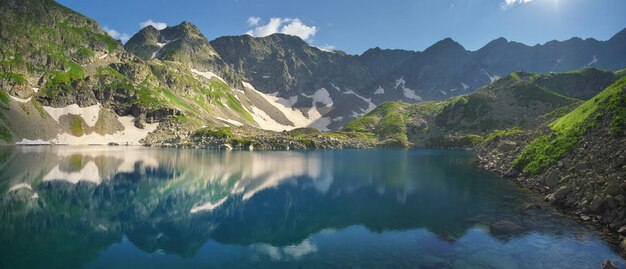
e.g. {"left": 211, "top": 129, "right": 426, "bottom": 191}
{"left": 603, "top": 259, "right": 618, "bottom": 269}
{"left": 489, "top": 220, "right": 522, "bottom": 236}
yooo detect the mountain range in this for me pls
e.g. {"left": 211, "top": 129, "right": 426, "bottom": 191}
{"left": 1, "top": 0, "right": 626, "bottom": 145}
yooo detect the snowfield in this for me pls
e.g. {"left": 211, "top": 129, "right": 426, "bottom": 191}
{"left": 43, "top": 103, "right": 102, "bottom": 127}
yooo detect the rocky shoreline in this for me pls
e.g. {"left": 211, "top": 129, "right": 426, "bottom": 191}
{"left": 474, "top": 126, "right": 626, "bottom": 258}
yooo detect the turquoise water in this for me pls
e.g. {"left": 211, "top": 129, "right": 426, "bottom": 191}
{"left": 0, "top": 147, "right": 623, "bottom": 269}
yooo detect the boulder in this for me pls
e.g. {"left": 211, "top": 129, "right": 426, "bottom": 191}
{"left": 605, "top": 182, "right": 625, "bottom": 197}
{"left": 589, "top": 195, "right": 607, "bottom": 213}
{"left": 134, "top": 118, "right": 146, "bottom": 129}
{"left": 553, "top": 185, "right": 571, "bottom": 201}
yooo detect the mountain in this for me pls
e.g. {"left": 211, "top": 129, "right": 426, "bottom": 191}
{"left": 125, "top": 22, "right": 238, "bottom": 84}
{"left": 1, "top": 0, "right": 626, "bottom": 146}
{"left": 210, "top": 30, "right": 626, "bottom": 129}
{"left": 342, "top": 70, "right": 606, "bottom": 147}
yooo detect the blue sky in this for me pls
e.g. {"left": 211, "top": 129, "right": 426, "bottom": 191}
{"left": 56, "top": 0, "right": 626, "bottom": 55}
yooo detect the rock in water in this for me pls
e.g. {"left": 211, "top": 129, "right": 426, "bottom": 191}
{"left": 489, "top": 220, "right": 522, "bottom": 235}
{"left": 602, "top": 259, "right": 618, "bottom": 269}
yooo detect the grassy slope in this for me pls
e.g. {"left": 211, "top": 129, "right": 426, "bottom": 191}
{"left": 344, "top": 71, "right": 579, "bottom": 148}
{"left": 344, "top": 102, "right": 415, "bottom": 147}
{"left": 513, "top": 76, "right": 626, "bottom": 175}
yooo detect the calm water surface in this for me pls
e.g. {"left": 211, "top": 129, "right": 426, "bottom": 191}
{"left": 0, "top": 147, "right": 624, "bottom": 269}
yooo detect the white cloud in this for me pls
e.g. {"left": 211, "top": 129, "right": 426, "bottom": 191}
{"left": 247, "top": 16, "right": 261, "bottom": 26}
{"left": 502, "top": 0, "right": 534, "bottom": 8}
{"left": 140, "top": 19, "right": 168, "bottom": 30}
{"left": 103, "top": 26, "right": 130, "bottom": 43}
{"left": 245, "top": 17, "right": 318, "bottom": 41}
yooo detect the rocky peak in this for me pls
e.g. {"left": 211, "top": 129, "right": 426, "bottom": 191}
{"left": 423, "top": 37, "right": 466, "bottom": 55}
{"left": 160, "top": 21, "right": 203, "bottom": 41}
{"left": 609, "top": 27, "right": 626, "bottom": 44}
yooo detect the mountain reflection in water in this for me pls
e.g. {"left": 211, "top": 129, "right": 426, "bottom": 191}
{"left": 0, "top": 147, "right": 623, "bottom": 269}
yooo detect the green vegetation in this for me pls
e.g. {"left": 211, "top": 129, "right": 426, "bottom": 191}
{"left": 68, "top": 115, "right": 85, "bottom": 136}
{"left": 42, "top": 62, "right": 85, "bottom": 98}
{"left": 228, "top": 137, "right": 260, "bottom": 148}
{"left": 1, "top": 72, "right": 27, "bottom": 85}
{"left": 482, "top": 128, "right": 524, "bottom": 143}
{"left": 192, "top": 127, "right": 232, "bottom": 138}
{"left": 513, "top": 77, "right": 626, "bottom": 175}
{"left": 344, "top": 102, "right": 411, "bottom": 146}
{"left": 0, "top": 124, "right": 12, "bottom": 142}
{"left": 0, "top": 90, "right": 9, "bottom": 106}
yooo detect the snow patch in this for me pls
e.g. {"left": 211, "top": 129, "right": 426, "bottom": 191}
{"left": 393, "top": 76, "right": 422, "bottom": 101}
{"left": 190, "top": 197, "right": 227, "bottom": 214}
{"left": 8, "top": 183, "right": 32, "bottom": 192}
{"left": 269, "top": 93, "right": 298, "bottom": 107}
{"left": 301, "top": 88, "right": 333, "bottom": 107}
{"left": 403, "top": 88, "right": 422, "bottom": 101}
{"left": 99, "top": 53, "right": 108, "bottom": 60}
{"left": 43, "top": 103, "right": 102, "bottom": 127}
{"left": 374, "top": 86, "right": 385, "bottom": 95}
{"left": 394, "top": 77, "right": 406, "bottom": 90}
{"left": 191, "top": 69, "right": 227, "bottom": 84}
{"left": 150, "top": 41, "right": 170, "bottom": 59}
{"left": 584, "top": 55, "right": 598, "bottom": 67}
{"left": 31, "top": 87, "right": 39, "bottom": 93}
{"left": 343, "top": 89, "right": 376, "bottom": 113}
{"left": 16, "top": 139, "right": 51, "bottom": 145}
{"left": 242, "top": 82, "right": 331, "bottom": 131}
{"left": 461, "top": 82, "right": 469, "bottom": 91}
{"left": 10, "top": 95, "right": 32, "bottom": 103}
{"left": 482, "top": 70, "right": 500, "bottom": 83}
{"left": 16, "top": 116, "right": 158, "bottom": 145}
{"left": 249, "top": 106, "right": 293, "bottom": 132}
{"left": 215, "top": 117, "right": 243, "bottom": 126}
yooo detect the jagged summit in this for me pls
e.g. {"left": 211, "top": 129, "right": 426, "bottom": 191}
{"left": 424, "top": 37, "right": 466, "bottom": 54}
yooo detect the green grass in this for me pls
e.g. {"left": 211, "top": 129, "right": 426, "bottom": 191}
{"left": 68, "top": 115, "right": 85, "bottom": 136}
{"left": 192, "top": 127, "right": 232, "bottom": 138}
{"left": 0, "top": 90, "right": 9, "bottom": 106}
{"left": 228, "top": 137, "right": 260, "bottom": 148}
{"left": 0, "top": 124, "right": 12, "bottom": 142}
{"left": 1, "top": 72, "right": 27, "bottom": 85}
{"left": 513, "top": 77, "right": 626, "bottom": 175}
{"left": 175, "top": 114, "right": 189, "bottom": 123}
{"left": 482, "top": 128, "right": 524, "bottom": 143}
{"left": 42, "top": 61, "right": 85, "bottom": 98}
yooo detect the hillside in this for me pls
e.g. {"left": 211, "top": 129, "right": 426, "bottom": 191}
{"left": 470, "top": 77, "right": 626, "bottom": 254}
{"left": 0, "top": 0, "right": 369, "bottom": 145}
{"left": 344, "top": 71, "right": 588, "bottom": 148}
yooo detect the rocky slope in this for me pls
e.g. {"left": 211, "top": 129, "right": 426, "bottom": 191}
{"left": 473, "top": 77, "right": 626, "bottom": 256}
{"left": 211, "top": 30, "right": 626, "bottom": 129}
{"left": 0, "top": 0, "right": 367, "bottom": 145}
{"left": 342, "top": 69, "right": 624, "bottom": 148}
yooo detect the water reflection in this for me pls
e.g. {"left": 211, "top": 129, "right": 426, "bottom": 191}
{"left": 0, "top": 147, "right": 623, "bottom": 269}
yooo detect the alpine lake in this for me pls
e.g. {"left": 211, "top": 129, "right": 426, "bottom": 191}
{"left": 0, "top": 147, "right": 624, "bottom": 269}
